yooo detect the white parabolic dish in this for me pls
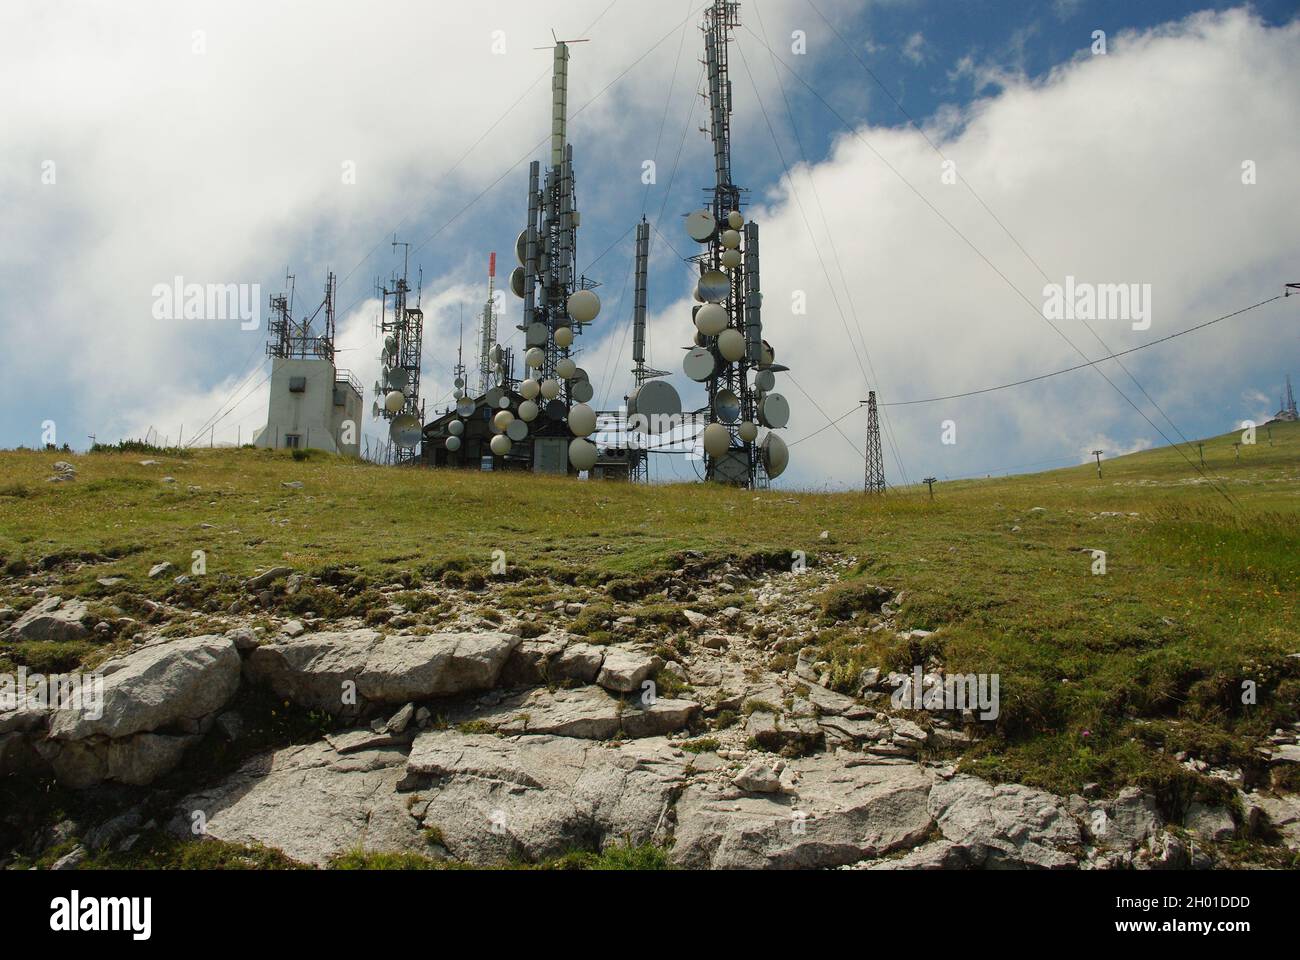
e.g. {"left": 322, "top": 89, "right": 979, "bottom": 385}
{"left": 758, "top": 393, "right": 790, "bottom": 429}
{"left": 683, "top": 346, "right": 715, "bottom": 382}
{"left": 685, "top": 209, "right": 716, "bottom": 242}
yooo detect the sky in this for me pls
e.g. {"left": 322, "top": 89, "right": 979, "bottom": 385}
{"left": 2, "top": 0, "right": 1297, "bottom": 489}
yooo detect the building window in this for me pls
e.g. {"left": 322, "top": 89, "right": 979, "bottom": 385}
{"left": 285, "top": 434, "right": 301, "bottom": 449}
{"left": 332, "top": 388, "right": 345, "bottom": 406}
{"left": 289, "top": 377, "right": 307, "bottom": 393}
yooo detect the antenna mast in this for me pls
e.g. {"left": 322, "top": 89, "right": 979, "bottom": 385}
{"left": 478, "top": 253, "right": 499, "bottom": 394}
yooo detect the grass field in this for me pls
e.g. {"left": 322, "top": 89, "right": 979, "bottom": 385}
{"left": 1, "top": 420, "right": 1297, "bottom": 805}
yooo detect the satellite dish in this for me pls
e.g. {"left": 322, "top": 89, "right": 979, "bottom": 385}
{"left": 754, "top": 369, "right": 776, "bottom": 392}
{"left": 702, "top": 423, "right": 730, "bottom": 458}
{"left": 627, "top": 380, "right": 681, "bottom": 434}
{"left": 389, "top": 414, "right": 422, "bottom": 446}
{"left": 570, "top": 380, "right": 594, "bottom": 403}
{"left": 568, "top": 403, "right": 597, "bottom": 438}
{"left": 386, "top": 368, "right": 409, "bottom": 391}
{"left": 683, "top": 346, "right": 716, "bottom": 382}
{"left": 516, "top": 230, "right": 528, "bottom": 265}
{"left": 485, "top": 386, "right": 505, "bottom": 407}
{"left": 697, "top": 270, "right": 730, "bottom": 303}
{"left": 761, "top": 340, "right": 775, "bottom": 366}
{"left": 721, "top": 229, "right": 741, "bottom": 250}
{"left": 526, "top": 322, "right": 548, "bottom": 347}
{"left": 497, "top": 395, "right": 511, "bottom": 410}
{"left": 540, "top": 378, "right": 560, "bottom": 400}
{"left": 517, "top": 399, "right": 539, "bottom": 422}
{"left": 695, "top": 303, "right": 728, "bottom": 337}
{"left": 685, "top": 209, "right": 716, "bottom": 242}
{"left": 446, "top": 435, "right": 462, "bottom": 452}
{"left": 761, "top": 431, "right": 790, "bottom": 478}
{"left": 371, "top": 402, "right": 380, "bottom": 418}
{"left": 738, "top": 420, "right": 758, "bottom": 443}
{"left": 493, "top": 410, "right": 514, "bottom": 432}
{"left": 567, "top": 290, "right": 601, "bottom": 323}
{"left": 448, "top": 419, "right": 465, "bottom": 437}
{"left": 525, "top": 347, "right": 545, "bottom": 369}
{"left": 556, "top": 358, "right": 576, "bottom": 379}
{"left": 456, "top": 397, "right": 475, "bottom": 417}
{"left": 506, "top": 419, "right": 528, "bottom": 442}
{"left": 717, "top": 328, "right": 746, "bottom": 362}
{"left": 554, "top": 325, "right": 574, "bottom": 348}
{"left": 758, "top": 393, "right": 790, "bottom": 429}
{"left": 721, "top": 248, "right": 741, "bottom": 269}
{"left": 520, "top": 378, "right": 540, "bottom": 400}
{"left": 727, "top": 210, "right": 744, "bottom": 230}
{"left": 384, "top": 390, "right": 405, "bottom": 414}
{"left": 573, "top": 367, "right": 590, "bottom": 383}
{"left": 544, "top": 399, "right": 567, "bottom": 420}
{"left": 568, "top": 438, "right": 598, "bottom": 471}
{"left": 490, "top": 433, "right": 512, "bottom": 457}
{"left": 714, "top": 389, "right": 741, "bottom": 424}
{"left": 454, "top": 376, "right": 465, "bottom": 389}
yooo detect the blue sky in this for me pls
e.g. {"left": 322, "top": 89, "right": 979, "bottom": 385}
{"left": 2, "top": 0, "right": 1297, "bottom": 488}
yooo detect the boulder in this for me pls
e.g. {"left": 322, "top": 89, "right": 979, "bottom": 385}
{"left": 49, "top": 635, "right": 240, "bottom": 741}
{"left": 500, "top": 635, "right": 567, "bottom": 687}
{"left": 672, "top": 754, "right": 933, "bottom": 869}
{"left": 551, "top": 642, "right": 605, "bottom": 683}
{"left": 3, "top": 597, "right": 90, "bottom": 643}
{"left": 1184, "top": 802, "right": 1235, "bottom": 842}
{"left": 927, "top": 775, "right": 1081, "bottom": 868}
{"left": 733, "top": 760, "right": 785, "bottom": 793}
{"left": 245, "top": 629, "right": 520, "bottom": 713}
{"left": 596, "top": 647, "right": 661, "bottom": 693}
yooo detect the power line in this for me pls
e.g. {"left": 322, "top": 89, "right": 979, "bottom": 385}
{"left": 786, "top": 294, "right": 1282, "bottom": 446}
{"left": 738, "top": 24, "right": 1241, "bottom": 508}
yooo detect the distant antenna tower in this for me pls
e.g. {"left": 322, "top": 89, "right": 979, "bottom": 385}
{"left": 862, "top": 391, "right": 885, "bottom": 494}
{"left": 1286, "top": 374, "right": 1297, "bottom": 419}
{"left": 477, "top": 253, "right": 499, "bottom": 395}
{"left": 375, "top": 238, "right": 424, "bottom": 465}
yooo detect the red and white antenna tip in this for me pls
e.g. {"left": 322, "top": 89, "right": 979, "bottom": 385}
{"left": 489, "top": 252, "right": 496, "bottom": 277}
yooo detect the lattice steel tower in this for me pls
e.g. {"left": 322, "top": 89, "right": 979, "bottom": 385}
{"left": 863, "top": 391, "right": 886, "bottom": 494}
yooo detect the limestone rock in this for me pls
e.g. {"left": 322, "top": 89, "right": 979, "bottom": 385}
{"left": 596, "top": 647, "right": 661, "bottom": 693}
{"left": 927, "top": 775, "right": 1081, "bottom": 869}
{"left": 1184, "top": 802, "right": 1235, "bottom": 842}
{"left": 405, "top": 732, "right": 688, "bottom": 864}
{"left": 468, "top": 685, "right": 696, "bottom": 740}
{"left": 3, "top": 597, "right": 90, "bottom": 643}
{"left": 179, "top": 743, "right": 424, "bottom": 867}
{"left": 672, "top": 755, "right": 933, "bottom": 869}
{"left": 49, "top": 635, "right": 240, "bottom": 741}
{"left": 245, "top": 629, "right": 520, "bottom": 712}
{"left": 551, "top": 642, "right": 605, "bottom": 683}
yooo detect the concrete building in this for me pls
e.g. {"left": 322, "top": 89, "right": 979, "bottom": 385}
{"left": 252, "top": 358, "right": 363, "bottom": 456}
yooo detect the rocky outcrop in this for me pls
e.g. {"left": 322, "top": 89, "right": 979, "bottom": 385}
{"left": 671, "top": 754, "right": 934, "bottom": 869}
{"left": 402, "top": 732, "right": 688, "bottom": 865}
{"left": 467, "top": 685, "right": 697, "bottom": 740}
{"left": 177, "top": 743, "right": 424, "bottom": 867}
{"left": 244, "top": 629, "right": 520, "bottom": 713}
{"left": 34, "top": 634, "right": 240, "bottom": 787}
{"left": 927, "top": 775, "right": 1082, "bottom": 868}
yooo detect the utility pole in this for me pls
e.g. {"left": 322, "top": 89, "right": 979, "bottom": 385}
{"left": 923, "top": 476, "right": 936, "bottom": 499}
{"left": 1197, "top": 442, "right": 1204, "bottom": 466}
{"left": 1092, "top": 449, "right": 1104, "bottom": 478}
{"left": 1233, "top": 441, "right": 1241, "bottom": 461}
